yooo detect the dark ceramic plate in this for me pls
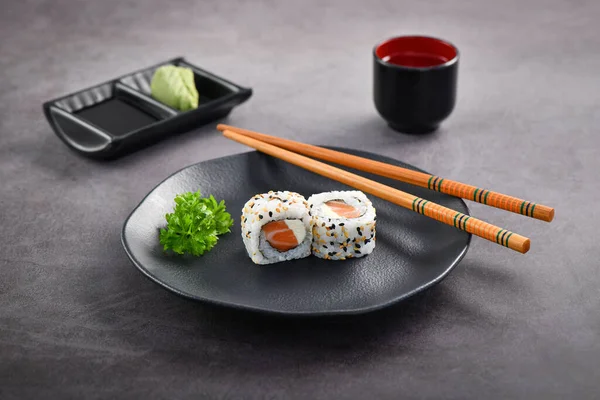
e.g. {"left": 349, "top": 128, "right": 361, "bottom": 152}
{"left": 43, "top": 57, "right": 252, "bottom": 160}
{"left": 121, "top": 147, "right": 471, "bottom": 316}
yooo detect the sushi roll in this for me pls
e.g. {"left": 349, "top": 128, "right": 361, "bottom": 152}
{"left": 308, "top": 190, "right": 376, "bottom": 260}
{"left": 241, "top": 191, "right": 313, "bottom": 265}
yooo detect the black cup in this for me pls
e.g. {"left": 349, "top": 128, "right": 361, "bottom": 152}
{"left": 373, "top": 35, "right": 459, "bottom": 133}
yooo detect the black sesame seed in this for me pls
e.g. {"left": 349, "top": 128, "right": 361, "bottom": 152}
{"left": 343, "top": 247, "right": 347, "bottom": 252}
{"left": 346, "top": 238, "right": 351, "bottom": 243}
{"left": 364, "top": 239, "right": 371, "bottom": 244}
{"left": 269, "top": 211, "right": 273, "bottom": 217}
{"left": 355, "top": 250, "right": 361, "bottom": 254}
{"left": 323, "top": 245, "right": 328, "bottom": 249}
{"left": 259, "top": 215, "right": 263, "bottom": 219}
{"left": 330, "top": 241, "right": 334, "bottom": 245}
{"left": 373, "top": 216, "right": 377, "bottom": 221}
{"left": 328, "top": 252, "right": 335, "bottom": 256}
{"left": 321, "top": 223, "right": 326, "bottom": 227}
{"left": 310, "top": 204, "right": 313, "bottom": 208}
{"left": 339, "top": 223, "right": 345, "bottom": 226}
{"left": 356, "top": 244, "right": 361, "bottom": 248}
{"left": 331, "top": 224, "right": 336, "bottom": 229}
{"left": 282, "top": 199, "right": 288, "bottom": 203}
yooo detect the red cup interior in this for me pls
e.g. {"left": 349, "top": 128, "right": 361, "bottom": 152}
{"left": 375, "top": 36, "right": 457, "bottom": 68}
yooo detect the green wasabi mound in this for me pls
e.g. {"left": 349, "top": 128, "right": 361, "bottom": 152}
{"left": 150, "top": 65, "right": 199, "bottom": 111}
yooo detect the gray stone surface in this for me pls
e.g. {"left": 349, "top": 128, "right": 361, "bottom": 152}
{"left": 1, "top": 0, "right": 599, "bottom": 398}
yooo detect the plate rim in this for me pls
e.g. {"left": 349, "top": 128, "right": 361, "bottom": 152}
{"left": 121, "top": 147, "right": 472, "bottom": 316}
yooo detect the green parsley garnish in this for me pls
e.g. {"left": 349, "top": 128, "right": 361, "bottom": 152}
{"left": 159, "top": 190, "right": 234, "bottom": 256}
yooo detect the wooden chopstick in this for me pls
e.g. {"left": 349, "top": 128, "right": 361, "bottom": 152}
{"left": 222, "top": 129, "right": 531, "bottom": 254}
{"left": 217, "top": 124, "right": 554, "bottom": 223}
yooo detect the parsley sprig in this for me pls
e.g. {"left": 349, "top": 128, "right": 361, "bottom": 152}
{"left": 159, "top": 190, "right": 234, "bottom": 256}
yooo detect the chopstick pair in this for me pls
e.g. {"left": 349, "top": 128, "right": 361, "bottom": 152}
{"left": 218, "top": 124, "right": 555, "bottom": 254}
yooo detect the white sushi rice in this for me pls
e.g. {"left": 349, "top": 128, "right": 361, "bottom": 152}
{"left": 241, "top": 191, "right": 312, "bottom": 265}
{"left": 308, "top": 190, "right": 377, "bottom": 260}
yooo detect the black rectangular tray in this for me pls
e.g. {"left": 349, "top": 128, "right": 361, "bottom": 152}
{"left": 43, "top": 57, "right": 252, "bottom": 159}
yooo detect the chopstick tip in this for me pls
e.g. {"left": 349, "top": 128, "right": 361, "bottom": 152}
{"left": 521, "top": 238, "right": 531, "bottom": 254}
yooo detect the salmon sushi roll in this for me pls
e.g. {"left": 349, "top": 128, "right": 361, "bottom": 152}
{"left": 241, "top": 191, "right": 312, "bottom": 265}
{"left": 308, "top": 190, "right": 376, "bottom": 260}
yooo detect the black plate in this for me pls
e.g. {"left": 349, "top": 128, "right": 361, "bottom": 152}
{"left": 43, "top": 57, "right": 252, "bottom": 160}
{"left": 121, "top": 147, "right": 471, "bottom": 316}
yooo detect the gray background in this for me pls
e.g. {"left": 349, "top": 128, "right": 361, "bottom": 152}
{"left": 1, "top": 0, "right": 599, "bottom": 398}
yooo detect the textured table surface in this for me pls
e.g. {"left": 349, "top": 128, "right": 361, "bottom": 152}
{"left": 2, "top": 0, "right": 599, "bottom": 399}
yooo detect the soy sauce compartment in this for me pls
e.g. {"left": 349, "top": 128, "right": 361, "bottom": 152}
{"left": 45, "top": 81, "right": 177, "bottom": 155}
{"left": 64, "top": 82, "right": 176, "bottom": 138}
{"left": 119, "top": 59, "right": 239, "bottom": 111}
{"left": 77, "top": 98, "right": 157, "bottom": 136}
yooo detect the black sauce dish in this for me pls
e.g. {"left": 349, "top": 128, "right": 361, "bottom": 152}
{"left": 43, "top": 57, "right": 252, "bottom": 160}
{"left": 373, "top": 36, "right": 459, "bottom": 134}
